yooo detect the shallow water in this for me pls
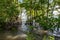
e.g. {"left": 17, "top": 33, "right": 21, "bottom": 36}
{"left": 0, "top": 31, "right": 27, "bottom": 40}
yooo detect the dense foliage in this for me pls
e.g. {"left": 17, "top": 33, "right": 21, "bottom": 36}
{"left": 0, "top": 0, "right": 20, "bottom": 31}
{"left": 19, "top": 0, "right": 60, "bottom": 40}
{"left": 20, "top": 0, "right": 60, "bottom": 30}
{"left": 0, "top": 0, "right": 60, "bottom": 40}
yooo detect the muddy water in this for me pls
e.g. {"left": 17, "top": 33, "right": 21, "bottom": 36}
{"left": 0, "top": 32, "right": 27, "bottom": 40}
